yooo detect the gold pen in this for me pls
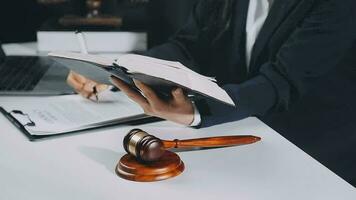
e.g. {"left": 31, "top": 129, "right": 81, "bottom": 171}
{"left": 93, "top": 86, "right": 99, "bottom": 102}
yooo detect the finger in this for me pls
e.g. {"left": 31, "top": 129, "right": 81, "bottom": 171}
{"left": 67, "top": 72, "right": 107, "bottom": 101}
{"left": 110, "top": 77, "right": 149, "bottom": 107}
{"left": 133, "top": 80, "right": 163, "bottom": 106}
{"left": 78, "top": 89, "right": 93, "bottom": 100}
{"left": 95, "top": 84, "right": 109, "bottom": 92}
{"left": 80, "top": 76, "right": 109, "bottom": 93}
{"left": 70, "top": 71, "right": 87, "bottom": 83}
{"left": 171, "top": 88, "right": 188, "bottom": 103}
{"left": 83, "top": 80, "right": 97, "bottom": 94}
{"left": 67, "top": 72, "right": 85, "bottom": 91}
{"left": 69, "top": 71, "right": 109, "bottom": 91}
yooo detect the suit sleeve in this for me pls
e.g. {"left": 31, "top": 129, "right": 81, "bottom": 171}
{"left": 197, "top": 0, "right": 356, "bottom": 127}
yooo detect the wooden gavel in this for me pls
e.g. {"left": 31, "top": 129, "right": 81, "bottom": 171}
{"left": 123, "top": 129, "right": 261, "bottom": 162}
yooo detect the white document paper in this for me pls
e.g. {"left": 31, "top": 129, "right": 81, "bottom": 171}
{"left": 116, "top": 54, "right": 234, "bottom": 106}
{"left": 5, "top": 90, "right": 145, "bottom": 135}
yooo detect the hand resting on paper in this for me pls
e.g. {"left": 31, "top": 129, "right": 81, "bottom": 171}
{"left": 67, "top": 71, "right": 109, "bottom": 100}
{"left": 110, "top": 76, "right": 195, "bottom": 126}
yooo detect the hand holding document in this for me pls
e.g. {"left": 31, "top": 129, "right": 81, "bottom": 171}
{"left": 48, "top": 52, "right": 235, "bottom": 106}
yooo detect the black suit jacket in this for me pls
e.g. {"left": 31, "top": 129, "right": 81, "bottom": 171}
{"left": 146, "top": 0, "right": 356, "bottom": 126}
{"left": 146, "top": 0, "right": 356, "bottom": 184}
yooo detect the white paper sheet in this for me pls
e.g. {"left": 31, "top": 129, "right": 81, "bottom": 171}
{"left": 5, "top": 89, "right": 144, "bottom": 135}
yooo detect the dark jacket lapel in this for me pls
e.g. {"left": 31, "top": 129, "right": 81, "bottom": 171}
{"left": 230, "top": 0, "right": 250, "bottom": 81}
{"left": 249, "top": 0, "right": 304, "bottom": 70}
{"left": 213, "top": 0, "right": 249, "bottom": 83}
{"left": 232, "top": 0, "right": 250, "bottom": 48}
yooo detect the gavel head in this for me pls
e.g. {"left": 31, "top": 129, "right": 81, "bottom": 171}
{"left": 123, "top": 129, "right": 165, "bottom": 162}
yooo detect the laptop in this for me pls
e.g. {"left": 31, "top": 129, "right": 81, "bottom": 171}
{"left": 0, "top": 42, "right": 73, "bottom": 95}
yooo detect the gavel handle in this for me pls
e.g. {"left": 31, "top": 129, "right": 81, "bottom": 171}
{"left": 162, "top": 135, "right": 261, "bottom": 149}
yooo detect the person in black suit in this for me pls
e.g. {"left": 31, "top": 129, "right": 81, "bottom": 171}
{"left": 68, "top": 0, "right": 356, "bottom": 185}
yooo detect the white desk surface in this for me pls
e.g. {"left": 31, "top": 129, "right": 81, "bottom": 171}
{"left": 0, "top": 96, "right": 355, "bottom": 200}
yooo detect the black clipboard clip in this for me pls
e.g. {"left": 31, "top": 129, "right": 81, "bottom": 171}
{"left": 0, "top": 107, "right": 38, "bottom": 141}
{"left": 10, "top": 110, "right": 36, "bottom": 127}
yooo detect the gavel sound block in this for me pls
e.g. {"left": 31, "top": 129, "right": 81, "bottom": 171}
{"left": 116, "top": 129, "right": 261, "bottom": 182}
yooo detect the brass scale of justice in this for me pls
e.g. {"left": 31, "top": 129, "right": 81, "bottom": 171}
{"left": 116, "top": 129, "right": 261, "bottom": 182}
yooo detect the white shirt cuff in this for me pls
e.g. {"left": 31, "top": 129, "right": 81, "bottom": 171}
{"left": 190, "top": 102, "right": 202, "bottom": 127}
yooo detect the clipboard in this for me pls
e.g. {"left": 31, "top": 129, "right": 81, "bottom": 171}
{"left": 0, "top": 107, "right": 162, "bottom": 141}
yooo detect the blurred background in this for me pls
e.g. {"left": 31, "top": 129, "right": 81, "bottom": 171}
{"left": 0, "top": 0, "right": 197, "bottom": 47}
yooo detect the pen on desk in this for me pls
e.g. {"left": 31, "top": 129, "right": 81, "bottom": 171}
{"left": 93, "top": 86, "right": 99, "bottom": 101}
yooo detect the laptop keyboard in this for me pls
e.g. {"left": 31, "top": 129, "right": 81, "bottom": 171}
{"left": 0, "top": 57, "right": 50, "bottom": 91}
